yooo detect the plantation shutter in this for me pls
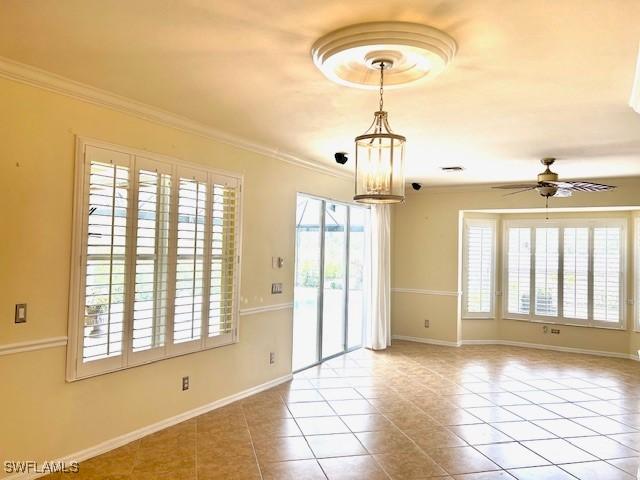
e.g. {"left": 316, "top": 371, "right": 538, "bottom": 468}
{"left": 563, "top": 227, "right": 589, "bottom": 319}
{"left": 70, "top": 139, "right": 244, "bottom": 380}
{"left": 534, "top": 227, "right": 559, "bottom": 317}
{"left": 172, "top": 169, "right": 208, "bottom": 347}
{"left": 130, "top": 158, "right": 172, "bottom": 359}
{"left": 81, "top": 146, "right": 131, "bottom": 367}
{"left": 206, "top": 175, "right": 240, "bottom": 346}
{"left": 464, "top": 222, "right": 494, "bottom": 315}
{"left": 593, "top": 226, "right": 622, "bottom": 323}
{"left": 507, "top": 227, "right": 531, "bottom": 315}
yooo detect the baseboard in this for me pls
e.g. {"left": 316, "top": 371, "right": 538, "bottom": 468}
{"left": 392, "top": 334, "right": 461, "bottom": 347}
{"left": 461, "top": 339, "right": 637, "bottom": 360}
{"left": 460, "top": 339, "right": 500, "bottom": 345}
{"left": 8, "top": 373, "right": 293, "bottom": 480}
{"left": 392, "top": 336, "right": 639, "bottom": 361}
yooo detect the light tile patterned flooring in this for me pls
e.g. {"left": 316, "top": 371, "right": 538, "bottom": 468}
{"left": 48, "top": 341, "right": 640, "bottom": 479}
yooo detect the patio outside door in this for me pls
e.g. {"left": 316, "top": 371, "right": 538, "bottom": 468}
{"left": 292, "top": 194, "right": 368, "bottom": 371}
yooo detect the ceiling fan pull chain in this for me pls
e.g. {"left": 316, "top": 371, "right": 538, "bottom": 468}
{"left": 545, "top": 196, "right": 549, "bottom": 220}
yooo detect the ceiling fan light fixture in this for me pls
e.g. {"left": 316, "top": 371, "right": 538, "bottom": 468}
{"left": 492, "top": 157, "right": 616, "bottom": 201}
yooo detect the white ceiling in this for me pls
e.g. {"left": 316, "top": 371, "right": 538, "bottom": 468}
{"left": 2, "top": 0, "right": 640, "bottom": 185}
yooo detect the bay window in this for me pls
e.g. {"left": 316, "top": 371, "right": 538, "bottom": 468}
{"left": 504, "top": 219, "right": 626, "bottom": 328}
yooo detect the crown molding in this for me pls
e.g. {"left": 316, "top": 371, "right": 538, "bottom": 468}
{"left": 0, "top": 56, "right": 350, "bottom": 180}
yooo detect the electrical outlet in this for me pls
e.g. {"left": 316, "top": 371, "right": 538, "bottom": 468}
{"left": 551, "top": 328, "right": 560, "bottom": 335}
{"left": 424, "top": 319, "right": 430, "bottom": 328}
{"left": 271, "top": 283, "right": 283, "bottom": 294}
{"left": 269, "top": 352, "right": 276, "bottom": 365}
{"left": 543, "top": 326, "right": 549, "bottom": 334}
{"left": 182, "top": 376, "right": 189, "bottom": 391}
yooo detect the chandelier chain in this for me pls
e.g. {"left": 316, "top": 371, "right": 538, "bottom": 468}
{"left": 379, "top": 62, "right": 385, "bottom": 112}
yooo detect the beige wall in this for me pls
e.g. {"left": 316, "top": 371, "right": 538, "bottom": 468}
{"left": 391, "top": 180, "right": 640, "bottom": 356}
{"left": 0, "top": 77, "right": 352, "bottom": 472}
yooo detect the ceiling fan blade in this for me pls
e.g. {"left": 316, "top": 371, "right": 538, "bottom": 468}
{"left": 550, "top": 180, "right": 616, "bottom": 192}
{"left": 503, "top": 186, "right": 538, "bottom": 196}
{"left": 554, "top": 189, "right": 572, "bottom": 198}
{"left": 492, "top": 184, "right": 539, "bottom": 190}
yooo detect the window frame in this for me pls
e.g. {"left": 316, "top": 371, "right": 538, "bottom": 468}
{"left": 67, "top": 137, "right": 243, "bottom": 381}
{"left": 502, "top": 218, "right": 627, "bottom": 330}
{"left": 462, "top": 218, "right": 497, "bottom": 319}
{"left": 635, "top": 216, "right": 640, "bottom": 332}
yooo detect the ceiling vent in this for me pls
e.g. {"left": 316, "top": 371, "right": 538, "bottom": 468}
{"left": 440, "top": 166, "right": 464, "bottom": 172}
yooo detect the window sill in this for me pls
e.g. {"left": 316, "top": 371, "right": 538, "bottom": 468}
{"left": 68, "top": 338, "right": 239, "bottom": 382}
{"left": 501, "top": 317, "right": 626, "bottom": 331}
{"left": 462, "top": 316, "right": 496, "bottom": 320}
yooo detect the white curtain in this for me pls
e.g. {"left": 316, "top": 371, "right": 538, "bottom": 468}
{"left": 364, "top": 204, "right": 391, "bottom": 350}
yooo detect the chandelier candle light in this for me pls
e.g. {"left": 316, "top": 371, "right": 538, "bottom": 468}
{"left": 311, "top": 21, "right": 457, "bottom": 204}
{"left": 354, "top": 58, "right": 406, "bottom": 203}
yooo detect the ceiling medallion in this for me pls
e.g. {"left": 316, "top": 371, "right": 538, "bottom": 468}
{"left": 311, "top": 21, "right": 457, "bottom": 90}
{"left": 312, "top": 22, "right": 456, "bottom": 204}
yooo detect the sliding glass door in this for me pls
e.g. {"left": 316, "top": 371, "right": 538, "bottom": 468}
{"left": 292, "top": 194, "right": 368, "bottom": 371}
{"left": 292, "top": 196, "right": 322, "bottom": 370}
{"left": 322, "top": 202, "right": 347, "bottom": 359}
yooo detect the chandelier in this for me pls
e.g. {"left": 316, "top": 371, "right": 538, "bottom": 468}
{"left": 311, "top": 21, "right": 457, "bottom": 203}
{"left": 354, "top": 59, "right": 406, "bottom": 204}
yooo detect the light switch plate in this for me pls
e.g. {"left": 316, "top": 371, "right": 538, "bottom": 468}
{"left": 15, "top": 304, "right": 27, "bottom": 323}
{"left": 271, "top": 283, "right": 283, "bottom": 294}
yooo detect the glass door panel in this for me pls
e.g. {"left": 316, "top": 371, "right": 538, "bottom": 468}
{"left": 347, "top": 206, "right": 367, "bottom": 349}
{"left": 292, "top": 196, "right": 322, "bottom": 371}
{"left": 293, "top": 194, "right": 369, "bottom": 371}
{"left": 321, "top": 202, "right": 347, "bottom": 359}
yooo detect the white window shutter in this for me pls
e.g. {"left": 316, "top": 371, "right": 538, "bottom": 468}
{"left": 69, "top": 140, "right": 244, "bottom": 380}
{"left": 593, "top": 227, "right": 621, "bottom": 323}
{"left": 507, "top": 227, "right": 531, "bottom": 315}
{"left": 563, "top": 227, "right": 589, "bottom": 319}
{"left": 464, "top": 222, "right": 494, "bottom": 316}
{"left": 534, "top": 227, "right": 559, "bottom": 317}
{"left": 131, "top": 161, "right": 172, "bottom": 354}
{"left": 207, "top": 177, "right": 240, "bottom": 343}
{"left": 173, "top": 174, "right": 207, "bottom": 344}
{"left": 81, "top": 147, "right": 131, "bottom": 364}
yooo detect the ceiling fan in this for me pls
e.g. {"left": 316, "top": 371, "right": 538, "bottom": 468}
{"left": 493, "top": 158, "right": 616, "bottom": 199}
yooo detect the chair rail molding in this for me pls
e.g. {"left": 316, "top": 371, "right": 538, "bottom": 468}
{"left": 0, "top": 336, "right": 68, "bottom": 357}
{"left": 239, "top": 302, "right": 294, "bottom": 316}
{"left": 391, "top": 287, "right": 460, "bottom": 296}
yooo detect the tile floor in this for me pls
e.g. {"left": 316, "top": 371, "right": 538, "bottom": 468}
{"left": 47, "top": 341, "right": 640, "bottom": 479}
